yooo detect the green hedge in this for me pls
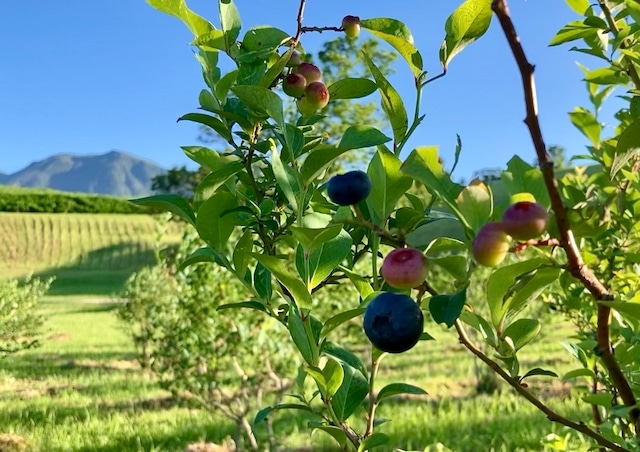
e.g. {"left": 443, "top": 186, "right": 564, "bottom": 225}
{"left": 0, "top": 186, "right": 156, "bottom": 214}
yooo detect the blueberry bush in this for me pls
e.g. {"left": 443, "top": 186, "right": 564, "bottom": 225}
{"left": 133, "top": 0, "right": 640, "bottom": 449}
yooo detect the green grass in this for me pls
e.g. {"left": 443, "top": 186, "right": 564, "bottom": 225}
{"left": 0, "top": 213, "right": 182, "bottom": 296}
{"left": 0, "top": 297, "right": 595, "bottom": 452}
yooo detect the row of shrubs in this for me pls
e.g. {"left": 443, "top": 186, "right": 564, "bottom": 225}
{"left": 0, "top": 186, "right": 157, "bottom": 214}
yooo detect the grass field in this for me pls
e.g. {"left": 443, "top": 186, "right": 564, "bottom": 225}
{"left": 0, "top": 213, "right": 597, "bottom": 451}
{"left": 0, "top": 298, "right": 594, "bottom": 451}
{"left": 0, "top": 213, "right": 182, "bottom": 296}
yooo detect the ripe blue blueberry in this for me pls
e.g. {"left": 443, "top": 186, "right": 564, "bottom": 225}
{"left": 327, "top": 170, "right": 372, "bottom": 206}
{"left": 363, "top": 292, "right": 424, "bottom": 354}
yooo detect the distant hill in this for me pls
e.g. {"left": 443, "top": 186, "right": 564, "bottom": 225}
{"left": 0, "top": 150, "right": 167, "bottom": 197}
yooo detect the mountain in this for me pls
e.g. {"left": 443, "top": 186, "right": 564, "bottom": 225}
{"left": 1, "top": 151, "right": 167, "bottom": 197}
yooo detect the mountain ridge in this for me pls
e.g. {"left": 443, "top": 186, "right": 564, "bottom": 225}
{"left": 1, "top": 150, "right": 167, "bottom": 197}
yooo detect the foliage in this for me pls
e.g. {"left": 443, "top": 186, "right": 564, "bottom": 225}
{"left": 0, "top": 185, "right": 156, "bottom": 214}
{"left": 0, "top": 277, "right": 51, "bottom": 356}
{"left": 137, "top": 0, "right": 640, "bottom": 450}
{"left": 118, "top": 229, "right": 299, "bottom": 449}
{"left": 150, "top": 165, "right": 210, "bottom": 198}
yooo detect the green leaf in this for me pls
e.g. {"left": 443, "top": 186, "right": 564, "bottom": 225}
{"left": 500, "top": 155, "right": 550, "bottom": 208}
{"left": 260, "top": 48, "right": 292, "bottom": 88}
{"left": 583, "top": 67, "right": 627, "bottom": 85}
{"left": 440, "top": 0, "right": 492, "bottom": 69}
{"left": 178, "top": 246, "right": 226, "bottom": 271}
{"left": 627, "top": 0, "right": 640, "bottom": 24}
{"left": 253, "top": 404, "right": 313, "bottom": 428}
{"left": 430, "top": 255, "right": 468, "bottom": 282}
{"left": 502, "top": 318, "right": 541, "bottom": 351}
{"left": 363, "top": 53, "right": 408, "bottom": 147}
{"left": 425, "top": 237, "right": 467, "bottom": 256}
{"left": 331, "top": 362, "right": 369, "bottom": 421}
{"left": 615, "top": 117, "right": 640, "bottom": 154}
{"left": 195, "top": 192, "right": 237, "bottom": 251}
{"left": 456, "top": 181, "right": 492, "bottom": 233}
{"left": 429, "top": 286, "right": 468, "bottom": 328}
{"left": 563, "top": 368, "right": 595, "bottom": 381}
{"left": 312, "top": 426, "right": 348, "bottom": 448}
{"left": 192, "top": 30, "right": 226, "bottom": 51}
{"left": 254, "top": 262, "right": 272, "bottom": 301}
{"left": 217, "top": 300, "right": 268, "bottom": 313}
{"left": 147, "top": 0, "right": 214, "bottom": 37}
{"left": 366, "top": 147, "right": 414, "bottom": 222}
{"left": 339, "top": 125, "right": 392, "bottom": 151}
{"left": 401, "top": 146, "right": 468, "bottom": 230}
{"left": 289, "top": 307, "right": 319, "bottom": 366}
{"left": 301, "top": 146, "right": 351, "bottom": 185}
{"left": 339, "top": 266, "right": 374, "bottom": 300}
{"left": 611, "top": 148, "right": 640, "bottom": 179}
{"left": 241, "top": 25, "right": 289, "bottom": 52}
{"left": 322, "top": 341, "right": 369, "bottom": 378}
{"left": 459, "top": 311, "right": 497, "bottom": 347}
{"left": 271, "top": 147, "right": 301, "bottom": 212}
{"left": 219, "top": 0, "right": 241, "bottom": 53}
{"left": 194, "top": 161, "right": 245, "bottom": 204}
{"left": 503, "top": 267, "right": 562, "bottom": 323}
{"left": 521, "top": 368, "right": 558, "bottom": 381}
{"left": 232, "top": 229, "right": 253, "bottom": 278}
{"left": 251, "top": 253, "right": 312, "bottom": 308}
{"left": 376, "top": 383, "right": 428, "bottom": 403}
{"left": 130, "top": 194, "right": 196, "bottom": 227}
{"left": 178, "top": 112, "right": 232, "bottom": 143}
{"left": 290, "top": 225, "right": 343, "bottom": 252}
{"left": 566, "top": 0, "right": 591, "bottom": 15}
{"left": 568, "top": 110, "right": 601, "bottom": 147}
{"left": 232, "top": 83, "right": 283, "bottom": 116}
{"left": 582, "top": 393, "right": 614, "bottom": 407}
{"left": 598, "top": 301, "right": 640, "bottom": 322}
{"left": 357, "top": 433, "right": 390, "bottom": 452}
{"left": 328, "top": 78, "right": 377, "bottom": 100}
{"left": 181, "top": 146, "right": 222, "bottom": 171}
{"left": 549, "top": 21, "right": 596, "bottom": 46}
{"left": 360, "top": 18, "right": 423, "bottom": 76}
{"left": 323, "top": 358, "right": 345, "bottom": 397}
{"left": 321, "top": 308, "right": 366, "bottom": 340}
{"left": 199, "top": 89, "right": 219, "bottom": 112}
{"left": 216, "top": 69, "right": 238, "bottom": 101}
{"left": 284, "top": 123, "right": 305, "bottom": 159}
{"left": 306, "top": 230, "right": 353, "bottom": 289}
{"left": 486, "top": 258, "right": 548, "bottom": 328}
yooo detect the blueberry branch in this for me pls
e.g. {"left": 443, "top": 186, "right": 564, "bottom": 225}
{"left": 454, "top": 319, "right": 631, "bottom": 452}
{"left": 491, "top": 0, "right": 639, "bottom": 433}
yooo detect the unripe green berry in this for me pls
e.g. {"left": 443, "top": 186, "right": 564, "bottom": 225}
{"left": 282, "top": 73, "right": 307, "bottom": 98}
{"left": 342, "top": 15, "right": 361, "bottom": 39}
{"left": 295, "top": 62, "right": 322, "bottom": 83}
{"left": 472, "top": 222, "right": 510, "bottom": 267}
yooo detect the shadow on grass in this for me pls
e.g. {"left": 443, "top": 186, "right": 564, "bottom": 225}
{"left": 0, "top": 351, "right": 138, "bottom": 380}
{"left": 28, "top": 243, "right": 158, "bottom": 297}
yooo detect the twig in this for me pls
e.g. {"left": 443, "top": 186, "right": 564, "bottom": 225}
{"left": 291, "top": 0, "right": 306, "bottom": 47}
{"left": 454, "top": 319, "right": 631, "bottom": 452}
{"left": 490, "top": 0, "right": 639, "bottom": 432}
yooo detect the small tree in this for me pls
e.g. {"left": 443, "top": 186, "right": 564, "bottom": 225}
{"left": 0, "top": 278, "right": 51, "bottom": 356}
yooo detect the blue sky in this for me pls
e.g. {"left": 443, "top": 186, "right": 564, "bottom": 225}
{"left": 0, "top": 1, "right": 614, "bottom": 181}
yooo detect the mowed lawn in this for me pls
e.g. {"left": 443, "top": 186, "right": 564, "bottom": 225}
{"left": 0, "top": 213, "right": 595, "bottom": 451}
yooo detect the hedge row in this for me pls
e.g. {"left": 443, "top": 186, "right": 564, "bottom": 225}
{"left": 0, "top": 186, "right": 156, "bottom": 214}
